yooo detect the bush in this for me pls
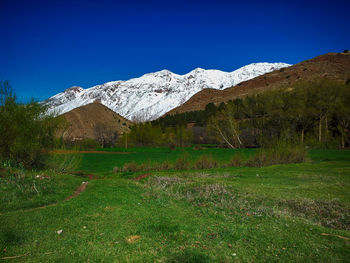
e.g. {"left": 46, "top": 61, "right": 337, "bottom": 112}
{"left": 194, "top": 155, "right": 218, "bottom": 169}
{"left": 113, "top": 166, "right": 120, "bottom": 173}
{"left": 246, "top": 143, "right": 307, "bottom": 167}
{"left": 122, "top": 162, "right": 139, "bottom": 172}
{"left": 0, "top": 81, "right": 60, "bottom": 168}
{"left": 174, "top": 153, "right": 191, "bottom": 170}
{"left": 79, "top": 138, "right": 99, "bottom": 150}
{"left": 228, "top": 155, "right": 243, "bottom": 167}
{"left": 156, "top": 160, "right": 172, "bottom": 171}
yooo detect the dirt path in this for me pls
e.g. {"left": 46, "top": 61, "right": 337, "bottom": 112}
{"left": 65, "top": 182, "right": 88, "bottom": 201}
{"left": 133, "top": 173, "right": 151, "bottom": 181}
{"left": 0, "top": 181, "right": 90, "bottom": 215}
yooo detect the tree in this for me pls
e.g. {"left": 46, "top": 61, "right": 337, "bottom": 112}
{"left": 332, "top": 83, "right": 350, "bottom": 148}
{"left": 94, "top": 123, "right": 118, "bottom": 148}
{"left": 0, "top": 81, "right": 60, "bottom": 167}
{"left": 207, "top": 104, "right": 242, "bottom": 148}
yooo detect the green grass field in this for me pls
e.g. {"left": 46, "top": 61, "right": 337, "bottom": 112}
{"left": 1, "top": 148, "right": 349, "bottom": 262}
{"left": 79, "top": 147, "right": 256, "bottom": 175}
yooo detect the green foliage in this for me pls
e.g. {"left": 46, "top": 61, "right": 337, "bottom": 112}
{"left": 0, "top": 81, "right": 60, "bottom": 167}
{"left": 119, "top": 123, "right": 193, "bottom": 148}
{"left": 151, "top": 79, "right": 350, "bottom": 149}
{"left": 207, "top": 103, "right": 242, "bottom": 148}
{"left": 0, "top": 167, "right": 82, "bottom": 212}
{"left": 246, "top": 141, "right": 307, "bottom": 167}
{"left": 44, "top": 152, "right": 82, "bottom": 173}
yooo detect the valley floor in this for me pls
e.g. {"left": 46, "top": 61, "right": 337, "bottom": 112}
{"left": 1, "top": 149, "right": 350, "bottom": 262}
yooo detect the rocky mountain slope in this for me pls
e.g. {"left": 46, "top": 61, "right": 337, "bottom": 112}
{"left": 57, "top": 102, "right": 132, "bottom": 141}
{"left": 44, "top": 62, "right": 290, "bottom": 121}
{"left": 167, "top": 52, "right": 350, "bottom": 115}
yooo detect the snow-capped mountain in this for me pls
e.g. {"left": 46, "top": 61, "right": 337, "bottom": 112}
{"left": 44, "top": 62, "right": 291, "bottom": 121}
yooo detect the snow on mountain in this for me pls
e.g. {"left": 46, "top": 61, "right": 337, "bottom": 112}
{"left": 44, "top": 62, "right": 291, "bottom": 121}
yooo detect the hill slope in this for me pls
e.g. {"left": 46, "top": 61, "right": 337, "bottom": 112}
{"left": 57, "top": 102, "right": 132, "bottom": 141}
{"left": 167, "top": 52, "right": 350, "bottom": 115}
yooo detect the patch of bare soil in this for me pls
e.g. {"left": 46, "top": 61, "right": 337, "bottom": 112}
{"left": 133, "top": 173, "right": 151, "bottom": 181}
{"left": 65, "top": 181, "right": 89, "bottom": 201}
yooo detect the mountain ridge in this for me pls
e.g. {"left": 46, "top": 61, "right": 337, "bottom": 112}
{"left": 167, "top": 52, "right": 350, "bottom": 116}
{"left": 44, "top": 62, "right": 291, "bottom": 121}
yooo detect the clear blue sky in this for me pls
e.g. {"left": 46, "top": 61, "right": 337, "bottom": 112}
{"left": 1, "top": 0, "right": 349, "bottom": 101}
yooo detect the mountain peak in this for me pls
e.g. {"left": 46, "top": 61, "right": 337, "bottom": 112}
{"left": 64, "top": 86, "right": 83, "bottom": 93}
{"left": 44, "top": 62, "right": 291, "bottom": 121}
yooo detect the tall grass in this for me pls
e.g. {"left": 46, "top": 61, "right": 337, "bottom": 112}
{"left": 246, "top": 142, "right": 307, "bottom": 167}
{"left": 45, "top": 152, "right": 82, "bottom": 173}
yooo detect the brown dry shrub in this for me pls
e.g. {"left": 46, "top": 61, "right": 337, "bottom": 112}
{"left": 174, "top": 154, "right": 191, "bottom": 170}
{"left": 194, "top": 155, "right": 218, "bottom": 169}
{"left": 229, "top": 155, "right": 243, "bottom": 167}
{"left": 122, "top": 162, "right": 139, "bottom": 172}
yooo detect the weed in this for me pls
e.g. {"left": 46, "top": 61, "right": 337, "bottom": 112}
{"left": 174, "top": 153, "right": 191, "bottom": 170}
{"left": 246, "top": 144, "right": 306, "bottom": 167}
{"left": 122, "top": 162, "right": 139, "bottom": 172}
{"left": 280, "top": 199, "right": 350, "bottom": 230}
{"left": 45, "top": 152, "right": 82, "bottom": 173}
{"left": 113, "top": 166, "right": 120, "bottom": 173}
{"left": 228, "top": 155, "right": 243, "bottom": 167}
{"left": 156, "top": 160, "right": 172, "bottom": 171}
{"left": 194, "top": 155, "right": 218, "bottom": 169}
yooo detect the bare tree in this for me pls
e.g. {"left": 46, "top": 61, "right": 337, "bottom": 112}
{"left": 207, "top": 104, "right": 242, "bottom": 148}
{"left": 94, "top": 123, "right": 118, "bottom": 148}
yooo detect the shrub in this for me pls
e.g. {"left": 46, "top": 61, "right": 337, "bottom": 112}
{"left": 194, "top": 155, "right": 218, "bottom": 169}
{"left": 246, "top": 143, "right": 307, "bottom": 167}
{"left": 113, "top": 166, "right": 120, "bottom": 173}
{"left": 156, "top": 160, "right": 172, "bottom": 171}
{"left": 228, "top": 155, "right": 243, "bottom": 167}
{"left": 122, "top": 162, "right": 139, "bottom": 172}
{"left": 0, "top": 81, "right": 60, "bottom": 168}
{"left": 79, "top": 138, "right": 99, "bottom": 150}
{"left": 174, "top": 153, "right": 191, "bottom": 170}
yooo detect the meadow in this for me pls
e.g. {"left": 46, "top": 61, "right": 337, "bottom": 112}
{"left": 0, "top": 147, "right": 349, "bottom": 262}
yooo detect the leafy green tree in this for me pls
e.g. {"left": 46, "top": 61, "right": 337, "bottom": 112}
{"left": 0, "top": 81, "right": 60, "bottom": 167}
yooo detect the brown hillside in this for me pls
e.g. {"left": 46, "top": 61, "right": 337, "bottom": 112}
{"left": 167, "top": 52, "right": 350, "bottom": 115}
{"left": 57, "top": 102, "right": 132, "bottom": 141}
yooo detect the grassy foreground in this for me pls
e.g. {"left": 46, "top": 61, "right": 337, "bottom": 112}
{"left": 0, "top": 149, "right": 350, "bottom": 262}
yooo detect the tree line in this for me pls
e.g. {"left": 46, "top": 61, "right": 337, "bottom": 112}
{"left": 151, "top": 79, "right": 350, "bottom": 148}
